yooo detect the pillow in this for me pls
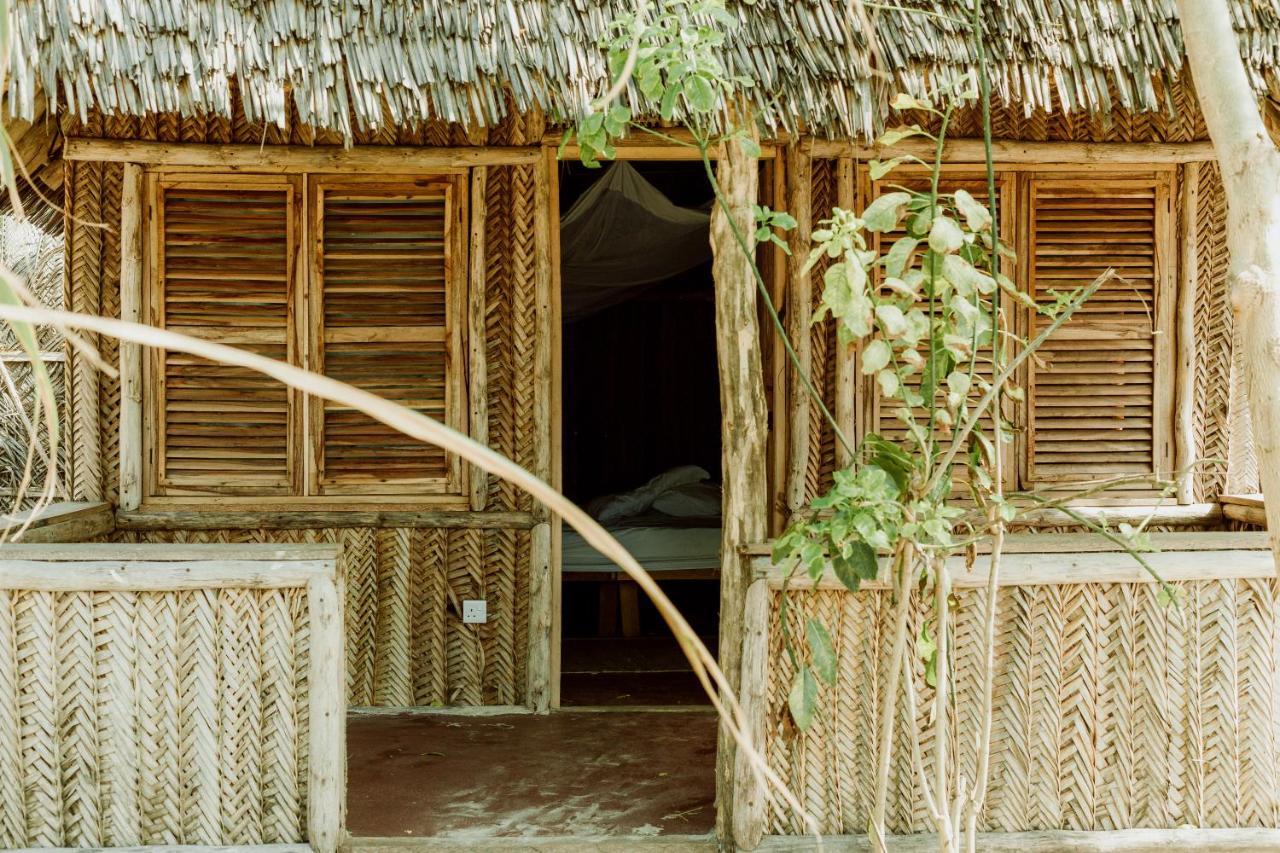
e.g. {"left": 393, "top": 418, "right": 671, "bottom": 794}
{"left": 593, "top": 465, "right": 711, "bottom": 523}
{"left": 653, "top": 481, "right": 722, "bottom": 518}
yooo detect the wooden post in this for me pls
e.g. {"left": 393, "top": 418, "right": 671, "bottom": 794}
{"left": 711, "top": 124, "right": 769, "bottom": 845}
{"left": 307, "top": 565, "right": 344, "bottom": 853}
{"left": 525, "top": 520, "right": 553, "bottom": 713}
{"left": 732, "top": 579, "right": 771, "bottom": 850}
{"left": 784, "top": 143, "right": 813, "bottom": 516}
{"left": 119, "top": 163, "right": 144, "bottom": 510}
{"left": 834, "top": 156, "right": 857, "bottom": 468}
{"left": 546, "top": 147, "right": 565, "bottom": 709}
{"left": 1175, "top": 163, "right": 1200, "bottom": 503}
{"left": 468, "top": 167, "right": 489, "bottom": 512}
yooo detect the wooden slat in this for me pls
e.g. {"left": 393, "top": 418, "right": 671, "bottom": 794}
{"left": 1026, "top": 177, "right": 1170, "bottom": 487}
{"left": 311, "top": 177, "right": 466, "bottom": 494}
{"left": 152, "top": 178, "right": 299, "bottom": 494}
{"left": 64, "top": 137, "right": 539, "bottom": 168}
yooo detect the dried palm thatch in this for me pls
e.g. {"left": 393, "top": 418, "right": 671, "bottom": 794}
{"left": 10, "top": 0, "right": 1280, "bottom": 142}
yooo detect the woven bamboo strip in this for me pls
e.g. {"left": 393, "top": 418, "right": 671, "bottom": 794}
{"left": 483, "top": 527, "right": 517, "bottom": 704}
{"left": 136, "top": 592, "right": 181, "bottom": 844}
{"left": 411, "top": 529, "right": 448, "bottom": 705}
{"left": 1096, "top": 584, "right": 1137, "bottom": 830}
{"left": 290, "top": 587, "right": 310, "bottom": 825}
{"left": 0, "top": 591, "right": 23, "bottom": 848}
{"left": 1133, "top": 580, "right": 1174, "bottom": 827}
{"left": 260, "top": 589, "right": 301, "bottom": 843}
{"left": 1200, "top": 579, "right": 1241, "bottom": 826}
{"left": 16, "top": 591, "right": 59, "bottom": 847}
{"left": 373, "top": 529, "right": 413, "bottom": 706}
{"left": 218, "top": 589, "right": 263, "bottom": 844}
{"left": 988, "top": 586, "right": 1034, "bottom": 831}
{"left": 1193, "top": 163, "right": 1232, "bottom": 500}
{"left": 68, "top": 158, "right": 103, "bottom": 501}
{"left": 55, "top": 591, "right": 100, "bottom": 846}
{"left": 1235, "top": 579, "right": 1279, "bottom": 827}
{"left": 94, "top": 591, "right": 141, "bottom": 845}
{"left": 343, "top": 528, "right": 378, "bottom": 706}
{"left": 484, "top": 166, "right": 517, "bottom": 513}
{"left": 177, "top": 589, "right": 220, "bottom": 844}
{"left": 446, "top": 529, "right": 484, "bottom": 705}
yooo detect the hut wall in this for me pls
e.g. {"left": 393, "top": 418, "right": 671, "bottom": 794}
{"left": 754, "top": 574, "right": 1280, "bottom": 836}
{"left": 782, "top": 79, "right": 1237, "bottom": 512}
{"left": 64, "top": 105, "right": 550, "bottom": 707}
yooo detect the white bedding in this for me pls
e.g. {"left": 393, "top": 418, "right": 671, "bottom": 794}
{"left": 562, "top": 522, "right": 721, "bottom": 574}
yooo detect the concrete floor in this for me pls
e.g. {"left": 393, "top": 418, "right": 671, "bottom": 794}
{"left": 347, "top": 710, "right": 717, "bottom": 840}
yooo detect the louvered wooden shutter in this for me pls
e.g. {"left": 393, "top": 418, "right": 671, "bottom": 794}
{"left": 862, "top": 169, "right": 1015, "bottom": 487}
{"left": 151, "top": 177, "right": 300, "bottom": 495}
{"left": 310, "top": 178, "right": 467, "bottom": 495}
{"left": 1024, "top": 176, "right": 1174, "bottom": 489}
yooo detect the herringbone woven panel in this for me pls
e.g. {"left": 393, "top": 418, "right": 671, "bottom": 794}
{"left": 124, "top": 527, "right": 523, "bottom": 706}
{"left": 0, "top": 585, "right": 310, "bottom": 846}
{"left": 1193, "top": 163, "right": 1233, "bottom": 500}
{"left": 763, "top": 579, "right": 1280, "bottom": 834}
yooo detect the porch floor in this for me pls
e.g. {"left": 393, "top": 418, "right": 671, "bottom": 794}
{"left": 347, "top": 709, "right": 717, "bottom": 840}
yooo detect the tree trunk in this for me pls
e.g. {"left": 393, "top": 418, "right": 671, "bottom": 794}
{"left": 711, "top": 129, "right": 769, "bottom": 846}
{"left": 1179, "top": 0, "right": 1280, "bottom": 563}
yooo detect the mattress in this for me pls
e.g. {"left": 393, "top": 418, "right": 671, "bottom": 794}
{"left": 561, "top": 521, "right": 721, "bottom": 574}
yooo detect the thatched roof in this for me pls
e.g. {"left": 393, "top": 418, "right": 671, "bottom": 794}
{"left": 9, "top": 1, "right": 1280, "bottom": 141}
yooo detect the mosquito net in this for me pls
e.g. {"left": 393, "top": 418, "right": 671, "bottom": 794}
{"left": 560, "top": 161, "right": 712, "bottom": 322}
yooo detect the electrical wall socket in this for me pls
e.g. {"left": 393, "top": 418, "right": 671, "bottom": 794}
{"left": 462, "top": 599, "right": 488, "bottom": 624}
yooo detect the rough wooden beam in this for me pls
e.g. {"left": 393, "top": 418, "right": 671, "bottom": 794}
{"left": 526, "top": 521, "right": 553, "bottom": 713}
{"left": 64, "top": 137, "right": 541, "bottom": 169}
{"left": 710, "top": 127, "right": 769, "bottom": 845}
{"left": 119, "top": 162, "right": 144, "bottom": 511}
{"left": 468, "top": 167, "right": 489, "bottom": 512}
{"left": 732, "top": 580, "right": 771, "bottom": 850}
{"left": 752, "top": 544, "right": 1275, "bottom": 589}
{"left": 833, "top": 156, "right": 857, "bottom": 469}
{"left": 1176, "top": 172, "right": 1199, "bottom": 504}
{"left": 1, "top": 500, "right": 115, "bottom": 542}
{"left": 307, "top": 567, "right": 345, "bottom": 853}
{"left": 114, "top": 509, "right": 537, "bottom": 530}
{"left": 784, "top": 143, "right": 813, "bottom": 516}
{"left": 813, "top": 139, "right": 1218, "bottom": 163}
{"left": 754, "top": 829, "right": 1280, "bottom": 852}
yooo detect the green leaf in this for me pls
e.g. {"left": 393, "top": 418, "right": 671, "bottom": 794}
{"left": 884, "top": 237, "right": 917, "bottom": 279}
{"left": 877, "top": 125, "right": 924, "bottom": 147}
{"left": 861, "top": 338, "right": 891, "bottom": 374}
{"left": 954, "top": 189, "right": 992, "bottom": 231}
{"left": 684, "top": 75, "right": 716, "bottom": 112}
{"left": 789, "top": 666, "right": 818, "bottom": 730}
{"left": 874, "top": 304, "right": 907, "bottom": 338}
{"left": 806, "top": 618, "right": 838, "bottom": 686}
{"left": 862, "top": 192, "right": 912, "bottom": 233}
{"left": 869, "top": 156, "right": 906, "bottom": 180}
{"left": 928, "top": 215, "right": 964, "bottom": 253}
{"left": 877, "top": 368, "right": 900, "bottom": 397}
{"left": 890, "top": 93, "right": 931, "bottom": 111}
{"left": 739, "top": 136, "right": 762, "bottom": 158}
{"left": 942, "top": 254, "right": 995, "bottom": 297}
{"left": 919, "top": 625, "right": 938, "bottom": 687}
{"left": 832, "top": 540, "right": 878, "bottom": 591}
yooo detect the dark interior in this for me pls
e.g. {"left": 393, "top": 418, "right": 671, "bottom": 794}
{"left": 558, "top": 160, "right": 722, "bottom": 706}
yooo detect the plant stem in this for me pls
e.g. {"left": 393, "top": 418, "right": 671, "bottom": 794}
{"left": 870, "top": 542, "right": 914, "bottom": 852}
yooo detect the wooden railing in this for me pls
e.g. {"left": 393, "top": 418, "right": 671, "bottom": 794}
{"left": 734, "top": 532, "right": 1280, "bottom": 850}
{"left": 0, "top": 543, "right": 343, "bottom": 852}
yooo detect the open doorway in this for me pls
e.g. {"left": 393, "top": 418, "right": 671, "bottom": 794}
{"left": 558, "top": 160, "right": 722, "bottom": 707}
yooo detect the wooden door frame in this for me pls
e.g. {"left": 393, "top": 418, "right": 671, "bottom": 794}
{"left": 539, "top": 134, "right": 780, "bottom": 710}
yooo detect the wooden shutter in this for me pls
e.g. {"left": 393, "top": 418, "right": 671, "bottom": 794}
{"left": 861, "top": 168, "right": 1015, "bottom": 488}
{"left": 1023, "top": 175, "right": 1174, "bottom": 490}
{"left": 309, "top": 177, "right": 467, "bottom": 495}
{"left": 149, "top": 176, "right": 300, "bottom": 495}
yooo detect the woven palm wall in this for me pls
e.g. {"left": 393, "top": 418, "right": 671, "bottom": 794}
{"left": 66, "top": 99, "right": 547, "bottom": 707}
{"left": 793, "top": 77, "right": 1236, "bottom": 506}
{"left": 763, "top": 578, "right": 1280, "bottom": 835}
{"left": 0, "top": 585, "right": 312, "bottom": 847}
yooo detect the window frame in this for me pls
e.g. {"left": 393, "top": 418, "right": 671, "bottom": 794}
{"left": 855, "top": 162, "right": 1178, "bottom": 502}
{"left": 141, "top": 168, "right": 471, "bottom": 508}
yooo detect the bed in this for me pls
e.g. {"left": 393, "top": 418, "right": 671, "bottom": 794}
{"left": 562, "top": 470, "right": 722, "bottom": 636}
